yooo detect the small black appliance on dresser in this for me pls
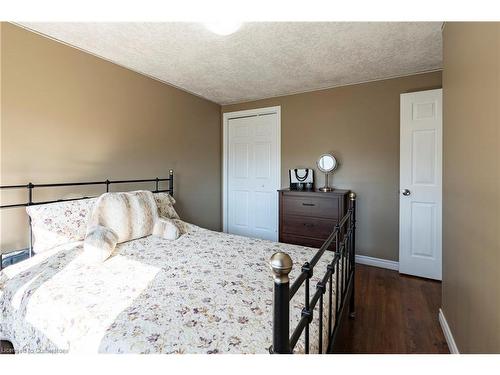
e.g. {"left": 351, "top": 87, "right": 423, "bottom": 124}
{"left": 278, "top": 188, "right": 350, "bottom": 250}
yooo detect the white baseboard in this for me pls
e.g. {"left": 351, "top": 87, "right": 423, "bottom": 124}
{"left": 439, "top": 308, "right": 460, "bottom": 354}
{"left": 355, "top": 255, "right": 399, "bottom": 271}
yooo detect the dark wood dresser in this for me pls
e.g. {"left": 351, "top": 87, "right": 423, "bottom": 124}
{"left": 279, "top": 188, "right": 350, "bottom": 250}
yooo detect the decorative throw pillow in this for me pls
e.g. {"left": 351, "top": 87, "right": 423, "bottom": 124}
{"left": 152, "top": 217, "right": 180, "bottom": 240}
{"left": 86, "top": 190, "right": 159, "bottom": 244}
{"left": 171, "top": 218, "right": 189, "bottom": 235}
{"left": 152, "top": 218, "right": 190, "bottom": 240}
{"left": 26, "top": 198, "right": 97, "bottom": 253}
{"left": 82, "top": 225, "right": 118, "bottom": 263}
{"left": 83, "top": 191, "right": 186, "bottom": 263}
{"left": 153, "top": 192, "right": 180, "bottom": 220}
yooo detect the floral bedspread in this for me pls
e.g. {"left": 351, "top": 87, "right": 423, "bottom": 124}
{"left": 0, "top": 224, "right": 340, "bottom": 354}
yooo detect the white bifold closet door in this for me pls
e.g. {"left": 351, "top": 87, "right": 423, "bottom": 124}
{"left": 227, "top": 113, "right": 279, "bottom": 241}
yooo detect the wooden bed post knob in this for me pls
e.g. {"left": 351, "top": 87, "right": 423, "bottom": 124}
{"left": 270, "top": 252, "right": 293, "bottom": 284}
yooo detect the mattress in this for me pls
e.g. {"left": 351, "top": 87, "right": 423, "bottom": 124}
{"left": 0, "top": 224, "right": 339, "bottom": 353}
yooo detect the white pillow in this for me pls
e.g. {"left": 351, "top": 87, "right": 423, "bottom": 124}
{"left": 86, "top": 190, "right": 158, "bottom": 244}
{"left": 26, "top": 198, "right": 96, "bottom": 253}
{"left": 152, "top": 217, "right": 180, "bottom": 240}
{"left": 83, "top": 191, "right": 158, "bottom": 262}
{"left": 83, "top": 225, "right": 118, "bottom": 263}
{"left": 84, "top": 191, "right": 188, "bottom": 263}
{"left": 152, "top": 218, "right": 189, "bottom": 240}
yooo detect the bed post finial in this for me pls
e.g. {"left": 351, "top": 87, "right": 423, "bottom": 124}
{"left": 169, "top": 169, "right": 173, "bottom": 176}
{"left": 270, "top": 252, "right": 292, "bottom": 354}
{"left": 349, "top": 191, "right": 356, "bottom": 201}
{"left": 270, "top": 252, "right": 293, "bottom": 284}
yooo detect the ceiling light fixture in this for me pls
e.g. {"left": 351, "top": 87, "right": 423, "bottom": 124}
{"left": 204, "top": 22, "right": 242, "bottom": 36}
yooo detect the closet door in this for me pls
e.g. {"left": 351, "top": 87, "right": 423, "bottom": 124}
{"left": 226, "top": 111, "right": 279, "bottom": 241}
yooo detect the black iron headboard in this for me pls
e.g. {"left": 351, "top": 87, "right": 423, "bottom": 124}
{"left": 0, "top": 170, "right": 174, "bottom": 261}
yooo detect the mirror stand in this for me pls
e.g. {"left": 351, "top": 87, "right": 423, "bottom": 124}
{"left": 319, "top": 171, "right": 333, "bottom": 192}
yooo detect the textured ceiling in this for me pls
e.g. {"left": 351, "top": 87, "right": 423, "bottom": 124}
{"left": 18, "top": 22, "right": 443, "bottom": 104}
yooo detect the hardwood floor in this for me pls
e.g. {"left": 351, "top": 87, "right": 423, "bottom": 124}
{"left": 336, "top": 264, "right": 449, "bottom": 353}
{"left": 1, "top": 264, "right": 449, "bottom": 354}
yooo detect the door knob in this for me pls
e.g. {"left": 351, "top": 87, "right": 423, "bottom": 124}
{"left": 401, "top": 189, "right": 411, "bottom": 196}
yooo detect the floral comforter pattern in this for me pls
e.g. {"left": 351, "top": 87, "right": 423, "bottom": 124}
{"left": 0, "top": 224, "right": 339, "bottom": 354}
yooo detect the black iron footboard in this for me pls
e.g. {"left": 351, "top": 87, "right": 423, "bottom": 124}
{"left": 269, "top": 192, "right": 356, "bottom": 354}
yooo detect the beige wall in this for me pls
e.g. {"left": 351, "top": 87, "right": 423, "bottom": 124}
{"left": 442, "top": 22, "right": 500, "bottom": 353}
{"left": 0, "top": 23, "right": 222, "bottom": 252}
{"left": 223, "top": 72, "right": 442, "bottom": 261}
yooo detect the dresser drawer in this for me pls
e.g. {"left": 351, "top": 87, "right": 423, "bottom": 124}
{"left": 282, "top": 214, "right": 336, "bottom": 238}
{"left": 280, "top": 234, "right": 336, "bottom": 251}
{"left": 278, "top": 189, "right": 350, "bottom": 252}
{"left": 283, "top": 195, "right": 340, "bottom": 219}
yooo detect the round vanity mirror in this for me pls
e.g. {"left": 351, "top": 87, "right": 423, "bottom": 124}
{"left": 317, "top": 154, "right": 337, "bottom": 192}
{"left": 317, "top": 154, "right": 337, "bottom": 173}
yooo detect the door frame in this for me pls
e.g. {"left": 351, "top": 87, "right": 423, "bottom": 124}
{"left": 222, "top": 106, "right": 281, "bottom": 235}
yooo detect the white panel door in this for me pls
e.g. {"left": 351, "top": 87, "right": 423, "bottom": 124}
{"left": 400, "top": 89, "right": 442, "bottom": 280}
{"left": 227, "top": 113, "right": 279, "bottom": 241}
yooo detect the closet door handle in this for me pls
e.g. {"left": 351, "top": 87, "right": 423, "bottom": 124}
{"left": 302, "top": 203, "right": 315, "bottom": 207}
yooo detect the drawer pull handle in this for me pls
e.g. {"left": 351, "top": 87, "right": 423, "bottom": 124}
{"left": 302, "top": 203, "right": 315, "bottom": 206}
{"left": 303, "top": 223, "right": 314, "bottom": 228}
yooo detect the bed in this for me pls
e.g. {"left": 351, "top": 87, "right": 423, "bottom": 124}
{"left": 0, "top": 172, "right": 356, "bottom": 354}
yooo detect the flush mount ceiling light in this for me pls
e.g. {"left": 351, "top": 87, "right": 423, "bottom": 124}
{"left": 204, "top": 22, "right": 242, "bottom": 36}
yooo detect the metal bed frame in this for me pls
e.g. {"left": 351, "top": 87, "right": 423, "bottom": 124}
{"left": 269, "top": 192, "right": 356, "bottom": 353}
{"left": 0, "top": 170, "right": 174, "bottom": 268}
{"left": 1, "top": 171, "right": 356, "bottom": 354}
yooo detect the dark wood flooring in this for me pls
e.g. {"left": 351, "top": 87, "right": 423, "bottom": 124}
{"left": 1, "top": 264, "right": 449, "bottom": 354}
{"left": 336, "top": 264, "right": 449, "bottom": 353}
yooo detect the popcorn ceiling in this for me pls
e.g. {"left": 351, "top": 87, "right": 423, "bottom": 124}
{"left": 19, "top": 22, "right": 442, "bottom": 104}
